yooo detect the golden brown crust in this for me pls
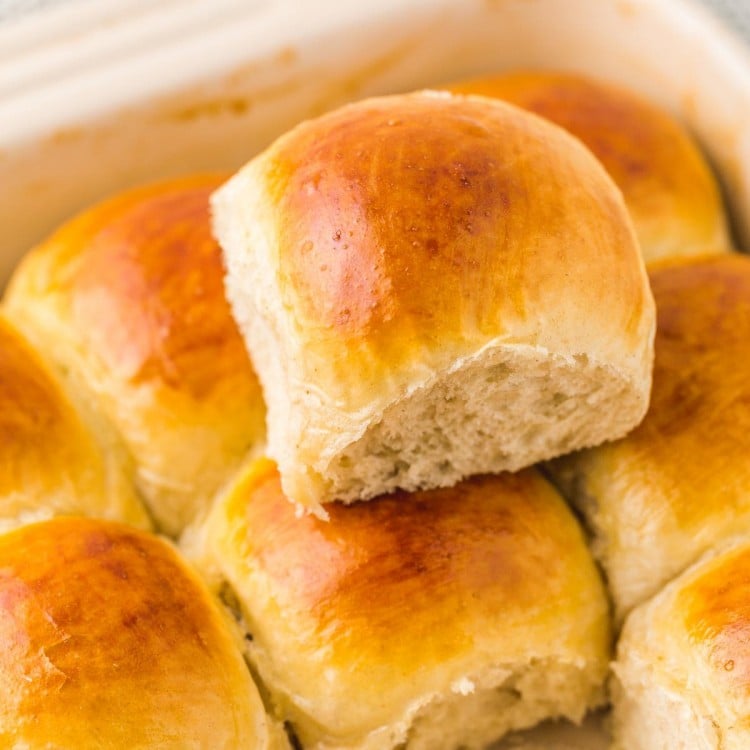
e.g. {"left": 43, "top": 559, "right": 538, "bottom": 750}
{"left": 613, "top": 539, "right": 750, "bottom": 749}
{"left": 676, "top": 544, "right": 750, "bottom": 687}
{"left": 227, "top": 462, "right": 580, "bottom": 631}
{"left": 549, "top": 254, "right": 750, "bottom": 617}
{"left": 631, "top": 254, "right": 750, "bottom": 507}
{"left": 41, "top": 175, "right": 250, "bottom": 397}
{"left": 446, "top": 72, "right": 732, "bottom": 264}
{"left": 0, "top": 517, "right": 270, "bottom": 748}
{"left": 216, "top": 91, "right": 655, "bottom": 509}
{"left": 265, "top": 93, "right": 648, "bottom": 382}
{"left": 649, "top": 255, "right": 750, "bottom": 438}
{"left": 0, "top": 314, "right": 149, "bottom": 530}
{"left": 618, "top": 254, "right": 750, "bottom": 530}
{"left": 4, "top": 174, "right": 266, "bottom": 533}
{"left": 207, "top": 458, "right": 611, "bottom": 747}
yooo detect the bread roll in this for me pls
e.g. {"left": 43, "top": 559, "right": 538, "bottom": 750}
{"left": 0, "top": 313, "right": 149, "bottom": 532}
{"left": 3, "top": 175, "right": 266, "bottom": 535}
{"left": 200, "top": 457, "right": 611, "bottom": 750}
{"left": 212, "top": 91, "right": 655, "bottom": 512}
{"left": 447, "top": 71, "right": 732, "bottom": 264}
{"left": 548, "top": 254, "right": 750, "bottom": 620}
{"left": 612, "top": 538, "right": 750, "bottom": 750}
{"left": 0, "top": 517, "right": 286, "bottom": 749}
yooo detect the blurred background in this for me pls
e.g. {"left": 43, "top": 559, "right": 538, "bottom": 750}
{"left": 2, "top": 0, "right": 749, "bottom": 275}
{"left": 1, "top": 0, "right": 749, "bottom": 41}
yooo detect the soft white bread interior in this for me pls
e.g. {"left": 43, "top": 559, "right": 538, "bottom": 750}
{"left": 447, "top": 71, "right": 733, "bottom": 265}
{"left": 3, "top": 175, "right": 266, "bottom": 535}
{"left": 547, "top": 254, "right": 750, "bottom": 621}
{"left": 0, "top": 312, "right": 150, "bottom": 532}
{"left": 212, "top": 90, "right": 655, "bottom": 512}
{"left": 0, "top": 516, "right": 287, "bottom": 749}
{"left": 198, "top": 457, "right": 611, "bottom": 750}
{"left": 612, "top": 537, "right": 750, "bottom": 750}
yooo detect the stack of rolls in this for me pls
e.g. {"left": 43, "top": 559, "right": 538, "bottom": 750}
{"left": 212, "top": 90, "right": 655, "bottom": 513}
{"left": 551, "top": 252, "right": 750, "bottom": 749}
{"left": 0, "top": 175, "right": 284, "bottom": 748}
{"left": 447, "top": 71, "right": 748, "bottom": 749}
{"left": 206, "top": 88, "right": 655, "bottom": 748}
{"left": 0, "top": 69, "right": 740, "bottom": 750}
{"left": 4, "top": 174, "right": 267, "bottom": 535}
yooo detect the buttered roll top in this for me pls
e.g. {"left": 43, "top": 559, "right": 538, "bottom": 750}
{"left": 200, "top": 458, "right": 611, "bottom": 750}
{"left": 214, "top": 91, "right": 655, "bottom": 511}
{"left": 447, "top": 71, "right": 732, "bottom": 264}
{"left": 549, "top": 254, "right": 750, "bottom": 619}
{"left": 4, "top": 175, "right": 266, "bottom": 534}
{"left": 0, "top": 313, "right": 149, "bottom": 532}
{"left": 0, "top": 517, "right": 282, "bottom": 749}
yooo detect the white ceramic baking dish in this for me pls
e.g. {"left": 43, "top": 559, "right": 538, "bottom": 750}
{"left": 1, "top": 0, "right": 749, "bottom": 746}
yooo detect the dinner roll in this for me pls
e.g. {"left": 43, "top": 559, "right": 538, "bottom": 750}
{"left": 3, "top": 175, "right": 266, "bottom": 535}
{"left": 0, "top": 517, "right": 286, "bottom": 749}
{"left": 213, "top": 91, "right": 655, "bottom": 512}
{"left": 548, "top": 254, "right": 750, "bottom": 621}
{"left": 447, "top": 71, "right": 732, "bottom": 264}
{"left": 200, "top": 457, "right": 611, "bottom": 750}
{"left": 0, "top": 313, "right": 149, "bottom": 532}
{"left": 612, "top": 538, "right": 750, "bottom": 750}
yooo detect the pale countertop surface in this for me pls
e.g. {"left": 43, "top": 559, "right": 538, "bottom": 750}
{"left": 0, "top": 0, "right": 749, "bottom": 42}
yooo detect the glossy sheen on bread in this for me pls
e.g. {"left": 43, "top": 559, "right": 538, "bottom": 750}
{"left": 0, "top": 313, "right": 149, "bottom": 532}
{"left": 199, "top": 458, "right": 611, "bottom": 750}
{"left": 3, "top": 175, "right": 266, "bottom": 534}
{"left": 447, "top": 71, "right": 732, "bottom": 264}
{"left": 613, "top": 538, "right": 750, "bottom": 750}
{"left": 0, "top": 517, "right": 285, "bottom": 749}
{"left": 213, "top": 90, "right": 655, "bottom": 512}
{"left": 548, "top": 254, "right": 750, "bottom": 620}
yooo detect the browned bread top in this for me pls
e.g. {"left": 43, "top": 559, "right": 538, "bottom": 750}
{"left": 4, "top": 174, "right": 266, "bottom": 534}
{"left": 0, "top": 517, "right": 273, "bottom": 748}
{"left": 448, "top": 71, "right": 732, "bottom": 264}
